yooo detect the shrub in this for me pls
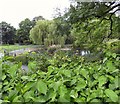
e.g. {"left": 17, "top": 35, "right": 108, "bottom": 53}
{"left": 1, "top": 50, "right": 120, "bottom": 103}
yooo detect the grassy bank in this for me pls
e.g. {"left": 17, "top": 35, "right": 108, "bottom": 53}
{"left": 0, "top": 44, "right": 40, "bottom": 53}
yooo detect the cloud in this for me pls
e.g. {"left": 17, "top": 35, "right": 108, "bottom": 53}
{"left": 0, "top": 0, "right": 70, "bottom": 28}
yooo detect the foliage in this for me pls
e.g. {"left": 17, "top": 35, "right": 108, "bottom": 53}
{"left": 16, "top": 18, "right": 35, "bottom": 44}
{"left": 30, "top": 20, "right": 54, "bottom": 45}
{"left": 62, "top": 1, "right": 120, "bottom": 50}
{"left": 0, "top": 22, "right": 16, "bottom": 44}
{"left": 0, "top": 45, "right": 34, "bottom": 52}
{"left": 32, "top": 15, "right": 45, "bottom": 22}
{"left": 30, "top": 18, "right": 72, "bottom": 47}
{"left": 1, "top": 50, "right": 120, "bottom": 103}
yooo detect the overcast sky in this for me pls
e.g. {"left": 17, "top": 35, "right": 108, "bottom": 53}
{"left": 0, "top": 0, "right": 70, "bottom": 28}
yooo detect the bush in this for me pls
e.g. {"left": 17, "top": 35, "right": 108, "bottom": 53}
{"left": 1, "top": 50, "right": 120, "bottom": 103}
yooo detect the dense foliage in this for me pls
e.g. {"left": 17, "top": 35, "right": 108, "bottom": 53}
{"left": 16, "top": 18, "right": 35, "bottom": 44}
{"left": 0, "top": 22, "right": 16, "bottom": 44}
{"left": 1, "top": 49, "right": 120, "bottom": 103}
{"left": 1, "top": 0, "right": 120, "bottom": 103}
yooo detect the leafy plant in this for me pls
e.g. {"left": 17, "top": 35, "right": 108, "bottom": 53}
{"left": 1, "top": 50, "right": 120, "bottom": 103}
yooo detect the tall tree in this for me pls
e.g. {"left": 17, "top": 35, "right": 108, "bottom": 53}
{"left": 33, "top": 15, "right": 45, "bottom": 22}
{"left": 30, "top": 20, "right": 53, "bottom": 45}
{"left": 0, "top": 21, "right": 16, "bottom": 44}
{"left": 64, "top": 1, "right": 120, "bottom": 50}
{"left": 16, "top": 18, "right": 35, "bottom": 44}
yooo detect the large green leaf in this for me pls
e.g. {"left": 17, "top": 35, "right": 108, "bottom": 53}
{"left": 2, "top": 74, "right": 6, "bottom": 80}
{"left": 70, "top": 77, "right": 77, "bottom": 86}
{"left": 98, "top": 75, "right": 107, "bottom": 87}
{"left": 30, "top": 95, "right": 47, "bottom": 102}
{"left": 22, "top": 82, "right": 35, "bottom": 94}
{"left": 47, "top": 66, "right": 54, "bottom": 75}
{"left": 80, "top": 68, "right": 88, "bottom": 79}
{"left": 59, "top": 85, "right": 68, "bottom": 97}
{"left": 70, "top": 90, "right": 78, "bottom": 99}
{"left": 105, "top": 89, "right": 118, "bottom": 102}
{"left": 53, "top": 81, "right": 62, "bottom": 92}
{"left": 8, "top": 64, "right": 18, "bottom": 77}
{"left": 23, "top": 90, "right": 34, "bottom": 102}
{"left": 46, "top": 89, "right": 56, "bottom": 101}
{"left": 75, "top": 78, "right": 86, "bottom": 91}
{"left": 8, "top": 90, "right": 18, "bottom": 101}
{"left": 12, "top": 96, "right": 22, "bottom": 102}
{"left": 74, "top": 97, "right": 86, "bottom": 102}
{"left": 63, "top": 70, "right": 71, "bottom": 77}
{"left": 21, "top": 76, "right": 29, "bottom": 80}
{"left": 58, "top": 96, "right": 70, "bottom": 102}
{"left": 106, "top": 61, "right": 116, "bottom": 71}
{"left": 114, "top": 76, "right": 119, "bottom": 88}
{"left": 28, "top": 61, "right": 36, "bottom": 71}
{"left": 36, "top": 80, "right": 47, "bottom": 95}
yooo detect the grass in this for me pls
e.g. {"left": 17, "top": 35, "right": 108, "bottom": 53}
{"left": 0, "top": 44, "right": 39, "bottom": 53}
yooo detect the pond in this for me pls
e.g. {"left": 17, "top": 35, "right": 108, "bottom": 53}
{"left": 21, "top": 65, "right": 28, "bottom": 71}
{"left": 0, "top": 53, "right": 4, "bottom": 58}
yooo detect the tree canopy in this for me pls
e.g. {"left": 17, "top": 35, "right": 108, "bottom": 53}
{"left": 16, "top": 18, "right": 35, "bottom": 44}
{"left": 0, "top": 21, "right": 16, "bottom": 44}
{"left": 62, "top": 0, "right": 120, "bottom": 50}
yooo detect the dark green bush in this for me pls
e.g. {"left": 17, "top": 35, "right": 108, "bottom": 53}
{"left": 1, "top": 50, "right": 120, "bottom": 103}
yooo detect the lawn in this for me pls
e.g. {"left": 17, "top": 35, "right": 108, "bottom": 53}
{"left": 0, "top": 44, "right": 39, "bottom": 53}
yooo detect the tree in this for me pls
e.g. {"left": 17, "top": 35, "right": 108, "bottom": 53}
{"left": 30, "top": 20, "right": 52, "bottom": 45}
{"left": 64, "top": 1, "right": 120, "bottom": 51}
{"left": 68, "top": 1, "right": 120, "bottom": 38}
{"left": 0, "top": 21, "right": 16, "bottom": 44}
{"left": 16, "top": 18, "right": 35, "bottom": 44}
{"left": 30, "top": 19, "right": 67, "bottom": 47}
{"left": 33, "top": 15, "right": 45, "bottom": 22}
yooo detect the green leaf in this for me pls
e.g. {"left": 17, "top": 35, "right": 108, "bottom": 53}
{"left": 59, "top": 85, "right": 68, "bottom": 97}
{"left": 36, "top": 80, "right": 47, "bottom": 95}
{"left": 30, "top": 95, "right": 46, "bottom": 102}
{"left": 112, "top": 53, "right": 117, "bottom": 58}
{"left": 2, "top": 74, "right": 6, "bottom": 80}
{"left": 13, "top": 96, "right": 21, "bottom": 102}
{"left": 17, "top": 62, "right": 22, "bottom": 68}
{"left": 63, "top": 70, "right": 71, "bottom": 77}
{"left": 74, "top": 97, "right": 86, "bottom": 102}
{"left": 47, "top": 89, "right": 56, "bottom": 101}
{"left": 106, "top": 61, "right": 116, "bottom": 71}
{"left": 114, "top": 76, "right": 119, "bottom": 88}
{"left": 21, "top": 76, "right": 29, "bottom": 80}
{"left": 70, "top": 77, "right": 77, "bottom": 86}
{"left": 80, "top": 68, "right": 88, "bottom": 78}
{"left": 8, "top": 90, "right": 18, "bottom": 101}
{"left": 22, "top": 82, "right": 35, "bottom": 93}
{"left": 47, "top": 66, "right": 54, "bottom": 75}
{"left": 28, "top": 61, "right": 36, "bottom": 71}
{"left": 70, "top": 90, "right": 78, "bottom": 99}
{"left": 98, "top": 75, "right": 107, "bottom": 87}
{"left": 90, "top": 99, "right": 101, "bottom": 102}
{"left": 8, "top": 64, "right": 18, "bottom": 77}
{"left": 105, "top": 89, "right": 118, "bottom": 102}
{"left": 75, "top": 78, "right": 86, "bottom": 91}
{"left": 53, "top": 81, "right": 62, "bottom": 92}
{"left": 58, "top": 96, "right": 70, "bottom": 102}
{"left": 23, "top": 90, "right": 34, "bottom": 101}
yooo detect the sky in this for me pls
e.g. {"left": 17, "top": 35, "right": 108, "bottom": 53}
{"left": 0, "top": 0, "right": 70, "bottom": 28}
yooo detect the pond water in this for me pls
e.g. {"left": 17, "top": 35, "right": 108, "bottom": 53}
{"left": 0, "top": 53, "right": 4, "bottom": 58}
{"left": 21, "top": 65, "right": 28, "bottom": 71}
{"left": 81, "top": 50, "right": 90, "bottom": 56}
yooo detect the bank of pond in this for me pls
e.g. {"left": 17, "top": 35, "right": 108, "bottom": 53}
{"left": 1, "top": 46, "right": 104, "bottom": 71}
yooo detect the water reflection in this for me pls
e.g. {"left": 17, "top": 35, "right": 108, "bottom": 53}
{"left": 0, "top": 53, "right": 4, "bottom": 58}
